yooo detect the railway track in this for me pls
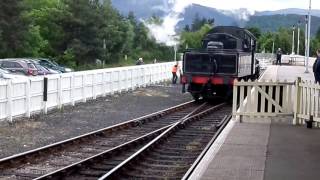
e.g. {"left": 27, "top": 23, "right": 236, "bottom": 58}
{"left": 0, "top": 101, "right": 216, "bottom": 180}
{"left": 35, "top": 103, "right": 231, "bottom": 179}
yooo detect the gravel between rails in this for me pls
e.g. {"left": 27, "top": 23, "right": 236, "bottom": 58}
{"left": 0, "top": 83, "right": 192, "bottom": 159}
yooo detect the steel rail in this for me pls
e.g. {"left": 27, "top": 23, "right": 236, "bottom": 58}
{"left": 181, "top": 115, "right": 232, "bottom": 180}
{"left": 34, "top": 102, "right": 209, "bottom": 179}
{"left": 0, "top": 100, "right": 195, "bottom": 166}
{"left": 99, "top": 102, "right": 226, "bottom": 179}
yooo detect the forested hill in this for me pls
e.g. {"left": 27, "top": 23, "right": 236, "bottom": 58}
{"left": 247, "top": 14, "right": 320, "bottom": 35}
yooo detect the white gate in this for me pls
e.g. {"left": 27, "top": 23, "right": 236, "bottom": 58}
{"left": 232, "top": 79, "right": 295, "bottom": 120}
{"left": 294, "top": 77, "right": 320, "bottom": 126}
{"left": 233, "top": 77, "right": 320, "bottom": 127}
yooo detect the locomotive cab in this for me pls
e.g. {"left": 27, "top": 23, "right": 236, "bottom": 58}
{"left": 181, "top": 26, "right": 258, "bottom": 101}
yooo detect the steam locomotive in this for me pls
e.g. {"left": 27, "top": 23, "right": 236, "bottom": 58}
{"left": 181, "top": 26, "right": 259, "bottom": 101}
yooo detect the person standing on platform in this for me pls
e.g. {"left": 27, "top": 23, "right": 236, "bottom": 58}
{"left": 171, "top": 63, "right": 179, "bottom": 84}
{"left": 276, "top": 48, "right": 282, "bottom": 65}
{"left": 136, "top": 57, "right": 144, "bottom": 65}
{"left": 313, "top": 49, "right": 320, "bottom": 83}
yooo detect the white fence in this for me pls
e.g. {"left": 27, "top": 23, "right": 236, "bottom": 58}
{"left": 294, "top": 78, "right": 320, "bottom": 126}
{"left": 0, "top": 62, "right": 176, "bottom": 122}
{"left": 232, "top": 80, "right": 295, "bottom": 118}
{"left": 233, "top": 77, "right": 320, "bottom": 127}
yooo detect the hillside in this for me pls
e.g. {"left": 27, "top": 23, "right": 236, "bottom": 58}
{"left": 256, "top": 8, "right": 320, "bottom": 17}
{"left": 110, "top": 0, "right": 166, "bottom": 19}
{"left": 177, "top": 4, "right": 238, "bottom": 29}
{"left": 247, "top": 14, "right": 320, "bottom": 35}
{"left": 110, "top": 0, "right": 320, "bottom": 35}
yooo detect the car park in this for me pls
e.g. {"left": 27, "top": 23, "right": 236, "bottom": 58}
{"left": 0, "top": 67, "right": 27, "bottom": 79}
{"left": 28, "top": 59, "right": 60, "bottom": 75}
{"left": 37, "top": 58, "right": 73, "bottom": 73}
{"left": 0, "top": 59, "right": 38, "bottom": 76}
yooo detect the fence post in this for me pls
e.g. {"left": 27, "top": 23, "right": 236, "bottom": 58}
{"left": 82, "top": 74, "right": 87, "bottom": 102}
{"left": 43, "top": 77, "right": 48, "bottom": 114}
{"left": 7, "top": 80, "right": 12, "bottom": 122}
{"left": 118, "top": 70, "right": 121, "bottom": 92}
{"left": 93, "top": 73, "right": 96, "bottom": 99}
{"left": 58, "top": 76, "right": 62, "bottom": 109}
{"left": 232, "top": 80, "right": 238, "bottom": 119}
{"left": 25, "top": 79, "right": 31, "bottom": 118}
{"left": 293, "top": 77, "right": 302, "bottom": 125}
{"left": 71, "top": 73, "right": 75, "bottom": 106}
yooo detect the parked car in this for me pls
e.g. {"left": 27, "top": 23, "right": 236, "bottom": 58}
{"left": 0, "top": 59, "right": 38, "bottom": 76}
{"left": 0, "top": 67, "right": 27, "bottom": 79}
{"left": 28, "top": 59, "right": 60, "bottom": 75}
{"left": 37, "top": 58, "right": 73, "bottom": 73}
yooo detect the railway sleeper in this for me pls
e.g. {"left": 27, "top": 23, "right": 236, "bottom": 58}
{"left": 120, "top": 173, "right": 182, "bottom": 180}
{"left": 141, "top": 153, "right": 199, "bottom": 161}
{"left": 141, "top": 157, "right": 194, "bottom": 165}
{"left": 123, "top": 166, "right": 187, "bottom": 178}
{"left": 150, "top": 149, "right": 203, "bottom": 157}
{"left": 164, "top": 138, "right": 212, "bottom": 145}
{"left": 79, "top": 169, "right": 108, "bottom": 177}
{"left": 138, "top": 162, "right": 190, "bottom": 171}
{"left": 137, "top": 162, "right": 190, "bottom": 172}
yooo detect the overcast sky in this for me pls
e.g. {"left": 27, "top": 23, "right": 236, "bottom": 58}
{"left": 185, "top": 0, "right": 316, "bottom": 11}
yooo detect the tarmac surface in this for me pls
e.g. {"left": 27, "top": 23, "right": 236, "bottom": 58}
{"left": 0, "top": 83, "right": 192, "bottom": 159}
{"left": 265, "top": 122, "right": 320, "bottom": 180}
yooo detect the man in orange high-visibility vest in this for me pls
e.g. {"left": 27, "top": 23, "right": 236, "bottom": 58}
{"left": 172, "top": 63, "right": 179, "bottom": 84}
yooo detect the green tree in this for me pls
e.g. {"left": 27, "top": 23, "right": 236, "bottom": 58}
{"left": 191, "top": 13, "right": 214, "bottom": 32}
{"left": 0, "top": 0, "right": 28, "bottom": 58}
{"left": 23, "top": 0, "right": 65, "bottom": 58}
{"left": 247, "top": 27, "right": 262, "bottom": 39}
{"left": 58, "top": 0, "right": 104, "bottom": 66}
{"left": 180, "top": 24, "right": 212, "bottom": 49}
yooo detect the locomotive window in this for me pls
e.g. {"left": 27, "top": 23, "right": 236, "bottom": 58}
{"left": 203, "top": 34, "right": 237, "bottom": 49}
{"left": 184, "top": 53, "right": 213, "bottom": 74}
{"left": 212, "top": 54, "right": 237, "bottom": 74}
{"left": 184, "top": 53, "right": 236, "bottom": 74}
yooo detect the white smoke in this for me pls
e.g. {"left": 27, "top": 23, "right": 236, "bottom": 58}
{"left": 144, "top": 0, "right": 257, "bottom": 45}
{"left": 145, "top": 0, "right": 194, "bottom": 46}
{"left": 221, "top": 8, "right": 255, "bottom": 21}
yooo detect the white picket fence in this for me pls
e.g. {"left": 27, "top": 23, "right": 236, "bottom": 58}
{"left": 233, "top": 77, "right": 320, "bottom": 127}
{"left": 294, "top": 77, "right": 320, "bottom": 126}
{"left": 0, "top": 62, "right": 176, "bottom": 122}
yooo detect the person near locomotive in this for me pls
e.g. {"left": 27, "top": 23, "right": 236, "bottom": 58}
{"left": 171, "top": 63, "right": 179, "bottom": 84}
{"left": 276, "top": 48, "right": 282, "bottom": 65}
{"left": 136, "top": 57, "right": 144, "bottom": 65}
{"left": 313, "top": 49, "right": 320, "bottom": 83}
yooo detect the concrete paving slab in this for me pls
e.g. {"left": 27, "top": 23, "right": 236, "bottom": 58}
{"left": 261, "top": 65, "right": 314, "bottom": 82}
{"left": 201, "top": 168, "right": 264, "bottom": 180}
{"left": 216, "top": 144, "right": 267, "bottom": 158}
{"left": 225, "top": 123, "right": 270, "bottom": 146}
{"left": 191, "top": 121, "right": 270, "bottom": 180}
{"left": 264, "top": 123, "right": 320, "bottom": 180}
{"left": 208, "top": 154, "right": 266, "bottom": 171}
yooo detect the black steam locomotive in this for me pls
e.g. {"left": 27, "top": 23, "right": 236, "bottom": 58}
{"left": 181, "top": 26, "right": 259, "bottom": 101}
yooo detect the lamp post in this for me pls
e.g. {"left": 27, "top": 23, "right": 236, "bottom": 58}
{"left": 292, "top": 25, "right": 296, "bottom": 55}
{"left": 305, "top": 0, "right": 311, "bottom": 73}
{"left": 103, "top": 38, "right": 106, "bottom": 68}
{"left": 305, "top": 15, "right": 308, "bottom": 68}
{"left": 297, "top": 21, "right": 301, "bottom": 55}
{"left": 272, "top": 41, "right": 275, "bottom": 54}
{"left": 174, "top": 43, "right": 177, "bottom": 62}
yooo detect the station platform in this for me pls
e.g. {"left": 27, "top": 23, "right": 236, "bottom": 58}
{"left": 189, "top": 64, "right": 320, "bottom": 180}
